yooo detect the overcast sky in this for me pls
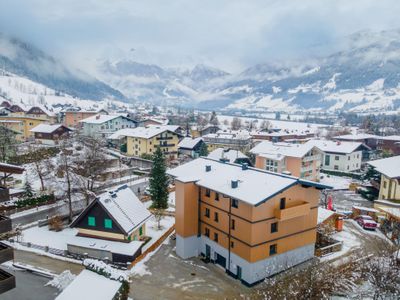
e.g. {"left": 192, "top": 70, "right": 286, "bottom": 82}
{"left": 1, "top": 0, "right": 400, "bottom": 73}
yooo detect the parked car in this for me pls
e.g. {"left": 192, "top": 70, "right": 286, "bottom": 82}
{"left": 355, "top": 215, "right": 378, "bottom": 230}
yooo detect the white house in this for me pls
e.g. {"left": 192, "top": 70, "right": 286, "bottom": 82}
{"left": 311, "top": 140, "right": 369, "bottom": 172}
{"left": 79, "top": 114, "right": 138, "bottom": 138}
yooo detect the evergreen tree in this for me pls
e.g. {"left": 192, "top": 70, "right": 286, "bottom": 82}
{"left": 198, "top": 143, "right": 209, "bottom": 157}
{"left": 23, "top": 175, "right": 34, "bottom": 199}
{"left": 149, "top": 147, "right": 169, "bottom": 209}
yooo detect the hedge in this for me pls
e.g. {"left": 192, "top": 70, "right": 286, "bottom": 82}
{"left": 15, "top": 194, "right": 55, "bottom": 208}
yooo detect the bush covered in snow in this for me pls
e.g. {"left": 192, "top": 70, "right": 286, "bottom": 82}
{"left": 83, "top": 259, "right": 129, "bottom": 282}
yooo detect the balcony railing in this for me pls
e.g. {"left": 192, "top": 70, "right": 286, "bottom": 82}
{"left": 300, "top": 164, "right": 314, "bottom": 173}
{"left": 156, "top": 136, "right": 173, "bottom": 140}
{"left": 0, "top": 268, "right": 15, "bottom": 295}
{"left": 303, "top": 154, "right": 320, "bottom": 162}
{"left": 159, "top": 143, "right": 175, "bottom": 147}
{"left": 0, "top": 216, "right": 11, "bottom": 235}
{"left": 0, "top": 243, "right": 13, "bottom": 264}
{"left": 275, "top": 202, "right": 310, "bottom": 220}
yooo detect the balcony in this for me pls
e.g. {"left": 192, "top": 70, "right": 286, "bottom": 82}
{"left": 159, "top": 143, "right": 175, "bottom": 147}
{"left": 0, "top": 243, "right": 13, "bottom": 264}
{"left": 0, "top": 268, "right": 15, "bottom": 295}
{"left": 156, "top": 136, "right": 173, "bottom": 140}
{"left": 275, "top": 202, "right": 310, "bottom": 220}
{"left": 303, "top": 154, "right": 320, "bottom": 163}
{"left": 0, "top": 216, "right": 11, "bottom": 235}
{"left": 300, "top": 164, "right": 314, "bottom": 173}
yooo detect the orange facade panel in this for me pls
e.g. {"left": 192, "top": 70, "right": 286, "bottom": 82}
{"left": 275, "top": 202, "right": 311, "bottom": 220}
{"left": 175, "top": 181, "right": 199, "bottom": 237}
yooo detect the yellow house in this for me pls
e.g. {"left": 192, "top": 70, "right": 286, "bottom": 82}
{"left": 368, "top": 156, "right": 400, "bottom": 201}
{"left": 0, "top": 116, "right": 49, "bottom": 140}
{"left": 108, "top": 125, "right": 182, "bottom": 159}
{"left": 0, "top": 120, "right": 25, "bottom": 141}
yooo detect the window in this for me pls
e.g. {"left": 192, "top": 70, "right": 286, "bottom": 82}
{"left": 215, "top": 193, "right": 219, "bottom": 201}
{"left": 383, "top": 181, "right": 387, "bottom": 188}
{"left": 325, "top": 155, "right": 330, "bottom": 165}
{"left": 214, "top": 212, "right": 219, "bottom": 222}
{"left": 269, "top": 244, "right": 277, "bottom": 255}
{"left": 88, "top": 216, "right": 96, "bottom": 226}
{"left": 231, "top": 219, "right": 235, "bottom": 230}
{"left": 214, "top": 232, "right": 218, "bottom": 242}
{"left": 280, "top": 198, "right": 286, "bottom": 210}
{"left": 230, "top": 241, "right": 234, "bottom": 248}
{"left": 334, "top": 165, "right": 339, "bottom": 170}
{"left": 205, "top": 208, "right": 210, "bottom": 218}
{"left": 348, "top": 156, "right": 350, "bottom": 160}
{"left": 232, "top": 199, "right": 239, "bottom": 208}
{"left": 271, "top": 222, "right": 278, "bottom": 233}
{"left": 335, "top": 156, "right": 339, "bottom": 161}
{"left": 205, "top": 189, "right": 211, "bottom": 197}
{"left": 104, "top": 218, "right": 112, "bottom": 229}
{"left": 265, "top": 159, "right": 278, "bottom": 172}
{"left": 357, "top": 154, "right": 360, "bottom": 158}
{"left": 205, "top": 227, "right": 210, "bottom": 237}
{"left": 139, "top": 226, "right": 143, "bottom": 236}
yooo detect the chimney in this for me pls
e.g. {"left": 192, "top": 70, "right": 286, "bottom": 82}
{"left": 205, "top": 165, "right": 211, "bottom": 172}
{"left": 241, "top": 163, "right": 248, "bottom": 170}
{"left": 231, "top": 180, "right": 238, "bottom": 189}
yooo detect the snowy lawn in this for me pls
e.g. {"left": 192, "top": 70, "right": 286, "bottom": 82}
{"left": 142, "top": 215, "right": 175, "bottom": 252}
{"left": 319, "top": 174, "right": 354, "bottom": 190}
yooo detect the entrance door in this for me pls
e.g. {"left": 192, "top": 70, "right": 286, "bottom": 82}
{"left": 215, "top": 253, "right": 226, "bottom": 269}
{"left": 237, "top": 266, "right": 242, "bottom": 280}
{"left": 205, "top": 245, "right": 211, "bottom": 259}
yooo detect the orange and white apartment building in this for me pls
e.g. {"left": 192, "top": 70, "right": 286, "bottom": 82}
{"left": 168, "top": 158, "right": 330, "bottom": 285}
{"left": 250, "top": 140, "right": 323, "bottom": 181}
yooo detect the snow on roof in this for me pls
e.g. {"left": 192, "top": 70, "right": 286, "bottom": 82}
{"left": 178, "top": 137, "right": 203, "bottom": 149}
{"left": 368, "top": 156, "right": 400, "bottom": 178}
{"left": 207, "top": 148, "right": 248, "bottom": 163}
{"left": 55, "top": 270, "right": 122, "bottom": 300}
{"left": 317, "top": 207, "right": 335, "bottom": 224}
{"left": 67, "top": 236, "right": 143, "bottom": 256}
{"left": 30, "top": 123, "right": 69, "bottom": 133}
{"left": 167, "top": 157, "right": 330, "bottom": 206}
{"left": 203, "top": 130, "right": 252, "bottom": 140}
{"left": 108, "top": 125, "right": 179, "bottom": 140}
{"left": 250, "top": 140, "right": 318, "bottom": 158}
{"left": 377, "top": 135, "right": 400, "bottom": 141}
{"left": 97, "top": 185, "right": 152, "bottom": 235}
{"left": 27, "top": 105, "right": 56, "bottom": 117}
{"left": 378, "top": 206, "right": 400, "bottom": 219}
{"left": 79, "top": 114, "right": 120, "bottom": 124}
{"left": 334, "top": 133, "right": 378, "bottom": 140}
{"left": 309, "top": 140, "right": 366, "bottom": 154}
{"left": 352, "top": 205, "right": 379, "bottom": 213}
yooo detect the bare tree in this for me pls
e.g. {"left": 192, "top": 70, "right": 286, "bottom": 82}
{"left": 28, "top": 145, "right": 54, "bottom": 191}
{"left": 260, "top": 120, "right": 272, "bottom": 131}
{"left": 231, "top": 117, "right": 242, "bottom": 130}
{"left": 152, "top": 208, "right": 164, "bottom": 230}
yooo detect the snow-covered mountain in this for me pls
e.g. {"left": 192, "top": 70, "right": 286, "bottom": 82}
{"left": 210, "top": 29, "right": 400, "bottom": 113}
{"left": 0, "top": 34, "right": 126, "bottom": 102}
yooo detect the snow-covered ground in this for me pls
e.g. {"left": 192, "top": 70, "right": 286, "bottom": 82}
{"left": 319, "top": 174, "right": 354, "bottom": 190}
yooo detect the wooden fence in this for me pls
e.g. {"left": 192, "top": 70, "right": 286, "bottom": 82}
{"left": 315, "top": 241, "right": 343, "bottom": 257}
{"left": 129, "top": 225, "right": 175, "bottom": 269}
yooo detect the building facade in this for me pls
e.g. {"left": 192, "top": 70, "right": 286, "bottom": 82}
{"left": 168, "top": 158, "right": 329, "bottom": 285}
{"left": 203, "top": 131, "right": 253, "bottom": 152}
{"left": 80, "top": 115, "right": 138, "bottom": 138}
{"left": 30, "top": 124, "right": 72, "bottom": 145}
{"left": 368, "top": 156, "right": 400, "bottom": 201}
{"left": 0, "top": 116, "right": 49, "bottom": 140}
{"left": 251, "top": 141, "right": 322, "bottom": 181}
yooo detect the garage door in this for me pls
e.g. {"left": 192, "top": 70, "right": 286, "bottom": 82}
{"left": 215, "top": 253, "right": 226, "bottom": 269}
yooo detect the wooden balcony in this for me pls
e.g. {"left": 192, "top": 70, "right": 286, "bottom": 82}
{"left": 0, "top": 268, "right": 15, "bottom": 295}
{"left": 0, "top": 243, "right": 13, "bottom": 264}
{"left": 275, "top": 202, "right": 310, "bottom": 220}
{"left": 0, "top": 216, "right": 11, "bottom": 235}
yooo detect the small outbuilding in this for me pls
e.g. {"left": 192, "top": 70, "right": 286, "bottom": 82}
{"left": 30, "top": 124, "right": 72, "bottom": 145}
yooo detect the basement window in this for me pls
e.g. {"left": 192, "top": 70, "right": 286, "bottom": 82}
{"left": 269, "top": 244, "right": 277, "bottom": 256}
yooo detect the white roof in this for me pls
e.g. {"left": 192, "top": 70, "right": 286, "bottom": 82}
{"left": 97, "top": 185, "right": 152, "bottom": 235}
{"left": 79, "top": 114, "right": 120, "bottom": 124}
{"left": 377, "top": 135, "right": 400, "bottom": 141}
{"left": 30, "top": 124, "right": 67, "bottom": 133}
{"left": 55, "top": 270, "right": 122, "bottom": 300}
{"left": 378, "top": 206, "right": 400, "bottom": 219}
{"left": 250, "top": 140, "right": 318, "bottom": 159}
{"left": 167, "top": 158, "right": 328, "bottom": 206}
{"left": 309, "top": 140, "right": 365, "bottom": 154}
{"left": 334, "top": 133, "right": 378, "bottom": 140}
{"left": 368, "top": 156, "right": 400, "bottom": 178}
{"left": 352, "top": 205, "right": 379, "bottom": 213}
{"left": 207, "top": 148, "right": 248, "bottom": 163}
{"left": 108, "top": 125, "right": 179, "bottom": 140}
{"left": 203, "top": 130, "right": 252, "bottom": 141}
{"left": 178, "top": 137, "right": 203, "bottom": 149}
{"left": 317, "top": 207, "right": 335, "bottom": 224}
